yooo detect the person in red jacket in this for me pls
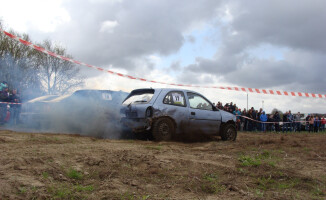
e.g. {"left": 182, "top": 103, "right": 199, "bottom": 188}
{"left": 321, "top": 116, "right": 326, "bottom": 132}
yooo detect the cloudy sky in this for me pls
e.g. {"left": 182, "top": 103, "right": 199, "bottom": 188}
{"left": 1, "top": 0, "right": 325, "bottom": 113}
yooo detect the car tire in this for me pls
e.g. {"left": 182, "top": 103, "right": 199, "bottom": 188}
{"left": 221, "top": 124, "right": 237, "bottom": 141}
{"left": 152, "top": 118, "right": 175, "bottom": 141}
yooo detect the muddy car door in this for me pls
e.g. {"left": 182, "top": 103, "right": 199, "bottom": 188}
{"left": 160, "top": 91, "right": 189, "bottom": 133}
{"left": 186, "top": 92, "right": 221, "bottom": 134}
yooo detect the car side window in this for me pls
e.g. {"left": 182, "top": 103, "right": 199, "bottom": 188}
{"left": 187, "top": 92, "right": 213, "bottom": 111}
{"left": 163, "top": 91, "right": 186, "bottom": 107}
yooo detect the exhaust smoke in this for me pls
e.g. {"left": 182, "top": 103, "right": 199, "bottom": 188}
{"left": 5, "top": 90, "right": 131, "bottom": 139}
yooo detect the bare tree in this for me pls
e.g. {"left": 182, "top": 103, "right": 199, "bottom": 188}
{"left": 0, "top": 21, "right": 43, "bottom": 99}
{"left": 34, "top": 40, "right": 84, "bottom": 95}
{"left": 1, "top": 20, "right": 84, "bottom": 98}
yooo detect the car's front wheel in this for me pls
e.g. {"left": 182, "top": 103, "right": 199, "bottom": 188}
{"left": 221, "top": 124, "right": 237, "bottom": 141}
{"left": 152, "top": 118, "right": 175, "bottom": 141}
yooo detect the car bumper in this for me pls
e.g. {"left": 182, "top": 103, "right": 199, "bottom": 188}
{"left": 120, "top": 117, "right": 152, "bottom": 132}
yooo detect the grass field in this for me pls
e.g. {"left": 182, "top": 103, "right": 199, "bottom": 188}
{"left": 0, "top": 130, "right": 325, "bottom": 199}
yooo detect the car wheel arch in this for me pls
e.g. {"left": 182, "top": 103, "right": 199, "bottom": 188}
{"left": 152, "top": 116, "right": 177, "bottom": 129}
{"left": 151, "top": 116, "right": 177, "bottom": 141}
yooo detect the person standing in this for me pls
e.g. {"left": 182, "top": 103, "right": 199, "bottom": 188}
{"left": 9, "top": 89, "right": 21, "bottom": 125}
{"left": 260, "top": 111, "right": 268, "bottom": 132}
{"left": 273, "top": 111, "right": 281, "bottom": 132}
{"left": 287, "top": 110, "right": 294, "bottom": 132}
{"left": 305, "top": 114, "right": 310, "bottom": 131}
{"left": 309, "top": 115, "right": 314, "bottom": 133}
{"left": 233, "top": 108, "right": 241, "bottom": 131}
{"left": 0, "top": 86, "right": 9, "bottom": 124}
{"left": 267, "top": 114, "right": 274, "bottom": 132}
{"left": 252, "top": 108, "right": 257, "bottom": 131}
{"left": 241, "top": 109, "right": 247, "bottom": 131}
{"left": 282, "top": 111, "right": 288, "bottom": 133}
{"left": 321, "top": 116, "right": 326, "bottom": 132}
{"left": 314, "top": 116, "right": 320, "bottom": 132}
{"left": 247, "top": 109, "right": 253, "bottom": 131}
{"left": 294, "top": 112, "right": 301, "bottom": 132}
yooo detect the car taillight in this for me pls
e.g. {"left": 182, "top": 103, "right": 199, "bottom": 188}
{"left": 145, "top": 107, "right": 153, "bottom": 117}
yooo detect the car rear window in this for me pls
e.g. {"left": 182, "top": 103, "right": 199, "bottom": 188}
{"left": 123, "top": 89, "right": 154, "bottom": 105}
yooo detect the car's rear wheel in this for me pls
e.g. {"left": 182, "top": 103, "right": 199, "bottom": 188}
{"left": 152, "top": 118, "right": 175, "bottom": 141}
{"left": 221, "top": 124, "right": 237, "bottom": 141}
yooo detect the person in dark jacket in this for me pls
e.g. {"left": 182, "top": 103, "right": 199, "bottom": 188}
{"left": 247, "top": 109, "right": 253, "bottom": 131}
{"left": 309, "top": 115, "right": 315, "bottom": 133}
{"left": 267, "top": 114, "right": 274, "bottom": 132}
{"left": 273, "top": 111, "right": 281, "bottom": 132}
{"left": 305, "top": 114, "right": 310, "bottom": 131}
{"left": 282, "top": 112, "right": 288, "bottom": 133}
{"left": 0, "top": 86, "right": 9, "bottom": 124}
{"left": 314, "top": 116, "right": 320, "bottom": 132}
{"left": 241, "top": 109, "right": 247, "bottom": 131}
{"left": 252, "top": 108, "right": 257, "bottom": 131}
{"left": 9, "top": 89, "right": 21, "bottom": 125}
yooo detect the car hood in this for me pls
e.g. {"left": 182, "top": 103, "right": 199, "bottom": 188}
{"left": 220, "top": 110, "right": 236, "bottom": 122}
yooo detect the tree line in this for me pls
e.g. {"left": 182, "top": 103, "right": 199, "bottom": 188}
{"left": 0, "top": 20, "right": 84, "bottom": 101}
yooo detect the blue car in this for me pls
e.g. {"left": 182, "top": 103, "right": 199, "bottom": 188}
{"left": 120, "top": 88, "right": 237, "bottom": 141}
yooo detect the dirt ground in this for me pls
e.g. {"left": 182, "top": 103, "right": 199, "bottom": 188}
{"left": 0, "top": 130, "right": 325, "bottom": 200}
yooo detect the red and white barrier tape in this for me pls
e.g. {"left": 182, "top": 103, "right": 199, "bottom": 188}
{"left": 0, "top": 102, "right": 22, "bottom": 105}
{"left": 1, "top": 29, "right": 325, "bottom": 99}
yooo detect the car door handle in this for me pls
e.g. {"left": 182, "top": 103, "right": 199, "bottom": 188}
{"left": 191, "top": 112, "right": 196, "bottom": 115}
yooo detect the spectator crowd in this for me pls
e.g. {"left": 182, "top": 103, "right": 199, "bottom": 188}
{"left": 0, "top": 81, "right": 21, "bottom": 125}
{"left": 213, "top": 101, "right": 326, "bottom": 133}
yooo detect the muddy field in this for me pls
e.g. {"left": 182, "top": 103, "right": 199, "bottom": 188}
{"left": 0, "top": 130, "right": 325, "bottom": 200}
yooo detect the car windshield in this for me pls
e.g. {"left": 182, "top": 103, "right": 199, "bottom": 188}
{"left": 123, "top": 92, "right": 154, "bottom": 105}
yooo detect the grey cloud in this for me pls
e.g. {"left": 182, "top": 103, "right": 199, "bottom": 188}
{"left": 180, "top": 0, "right": 326, "bottom": 94}
{"left": 23, "top": 0, "right": 326, "bottom": 95}
{"left": 230, "top": 0, "right": 326, "bottom": 53}
{"left": 177, "top": 70, "right": 215, "bottom": 85}
{"left": 45, "top": 0, "right": 223, "bottom": 73}
{"left": 169, "top": 61, "right": 182, "bottom": 72}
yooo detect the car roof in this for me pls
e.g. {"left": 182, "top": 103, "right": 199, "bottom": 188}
{"left": 27, "top": 95, "right": 60, "bottom": 103}
{"left": 131, "top": 88, "right": 202, "bottom": 94}
{"left": 48, "top": 89, "right": 129, "bottom": 102}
